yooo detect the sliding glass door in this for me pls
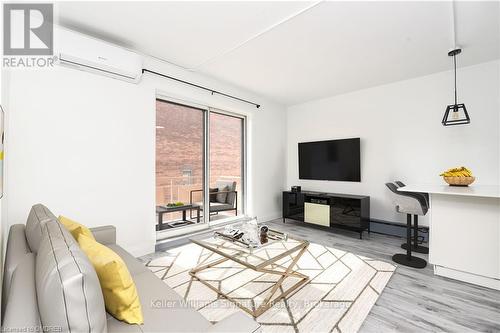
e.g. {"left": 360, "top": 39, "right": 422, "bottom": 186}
{"left": 155, "top": 99, "right": 245, "bottom": 234}
{"left": 209, "top": 111, "right": 244, "bottom": 221}
{"left": 156, "top": 100, "right": 206, "bottom": 231}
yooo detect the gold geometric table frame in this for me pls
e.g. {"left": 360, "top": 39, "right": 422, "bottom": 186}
{"left": 189, "top": 238, "right": 310, "bottom": 317}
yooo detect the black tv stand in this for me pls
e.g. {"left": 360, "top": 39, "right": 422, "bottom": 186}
{"left": 282, "top": 190, "right": 370, "bottom": 239}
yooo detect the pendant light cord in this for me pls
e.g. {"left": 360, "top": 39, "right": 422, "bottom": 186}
{"left": 442, "top": 0, "right": 470, "bottom": 126}
{"left": 453, "top": 54, "right": 457, "bottom": 105}
{"left": 451, "top": 0, "right": 458, "bottom": 106}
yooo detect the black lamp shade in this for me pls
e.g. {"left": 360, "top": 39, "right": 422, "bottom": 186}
{"left": 442, "top": 103, "right": 470, "bottom": 126}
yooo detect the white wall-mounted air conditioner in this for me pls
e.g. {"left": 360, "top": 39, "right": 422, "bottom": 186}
{"left": 55, "top": 27, "right": 143, "bottom": 83}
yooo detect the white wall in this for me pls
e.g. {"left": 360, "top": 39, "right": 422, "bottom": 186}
{"left": 0, "top": 66, "right": 5, "bottom": 315}
{"left": 287, "top": 60, "right": 500, "bottom": 226}
{"left": 3, "top": 55, "right": 287, "bottom": 256}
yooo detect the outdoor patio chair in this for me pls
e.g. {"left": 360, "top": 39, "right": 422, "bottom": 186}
{"left": 190, "top": 180, "right": 238, "bottom": 218}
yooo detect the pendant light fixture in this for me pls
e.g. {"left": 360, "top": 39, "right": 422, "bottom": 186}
{"left": 442, "top": 48, "right": 470, "bottom": 126}
{"left": 442, "top": 1, "right": 470, "bottom": 126}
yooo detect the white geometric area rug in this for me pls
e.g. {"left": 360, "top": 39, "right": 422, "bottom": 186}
{"left": 144, "top": 240, "right": 396, "bottom": 333}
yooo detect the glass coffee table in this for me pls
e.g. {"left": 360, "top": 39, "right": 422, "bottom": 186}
{"left": 189, "top": 233, "right": 309, "bottom": 317}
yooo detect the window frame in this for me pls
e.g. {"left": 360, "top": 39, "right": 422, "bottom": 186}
{"left": 155, "top": 97, "right": 248, "bottom": 239}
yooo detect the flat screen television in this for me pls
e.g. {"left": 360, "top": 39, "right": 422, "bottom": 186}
{"left": 298, "top": 138, "right": 361, "bottom": 182}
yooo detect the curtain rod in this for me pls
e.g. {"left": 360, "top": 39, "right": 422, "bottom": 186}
{"left": 142, "top": 69, "right": 260, "bottom": 109}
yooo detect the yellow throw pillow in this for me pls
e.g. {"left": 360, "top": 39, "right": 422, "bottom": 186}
{"left": 77, "top": 234, "right": 144, "bottom": 325}
{"left": 59, "top": 215, "right": 95, "bottom": 241}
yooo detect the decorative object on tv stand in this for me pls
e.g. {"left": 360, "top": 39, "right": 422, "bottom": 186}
{"left": 440, "top": 166, "right": 475, "bottom": 186}
{"left": 442, "top": 1, "right": 470, "bottom": 126}
{"left": 291, "top": 186, "right": 301, "bottom": 192}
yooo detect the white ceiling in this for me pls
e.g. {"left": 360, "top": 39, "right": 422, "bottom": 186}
{"left": 57, "top": 1, "right": 500, "bottom": 106}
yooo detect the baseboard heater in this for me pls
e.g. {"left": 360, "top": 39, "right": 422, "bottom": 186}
{"left": 370, "top": 219, "right": 429, "bottom": 243}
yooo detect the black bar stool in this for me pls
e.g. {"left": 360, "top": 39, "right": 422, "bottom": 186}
{"left": 385, "top": 182, "right": 427, "bottom": 268}
{"left": 394, "top": 181, "right": 429, "bottom": 254}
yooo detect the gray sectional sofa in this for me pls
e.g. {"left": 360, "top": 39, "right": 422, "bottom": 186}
{"left": 2, "top": 204, "right": 261, "bottom": 333}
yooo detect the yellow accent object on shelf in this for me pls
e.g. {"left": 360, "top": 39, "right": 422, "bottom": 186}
{"left": 77, "top": 234, "right": 144, "bottom": 325}
{"left": 59, "top": 215, "right": 95, "bottom": 241}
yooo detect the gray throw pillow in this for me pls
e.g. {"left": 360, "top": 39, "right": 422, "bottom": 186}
{"left": 25, "top": 204, "right": 57, "bottom": 253}
{"left": 36, "top": 220, "right": 107, "bottom": 332}
{"left": 209, "top": 188, "right": 219, "bottom": 202}
{"left": 216, "top": 186, "right": 229, "bottom": 203}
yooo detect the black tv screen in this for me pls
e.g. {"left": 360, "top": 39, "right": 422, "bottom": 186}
{"left": 298, "top": 138, "right": 360, "bottom": 182}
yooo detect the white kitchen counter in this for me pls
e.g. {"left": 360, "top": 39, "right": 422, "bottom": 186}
{"left": 398, "top": 184, "right": 500, "bottom": 290}
{"left": 399, "top": 184, "right": 500, "bottom": 198}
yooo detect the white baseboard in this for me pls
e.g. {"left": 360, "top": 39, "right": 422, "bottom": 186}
{"left": 258, "top": 212, "right": 281, "bottom": 223}
{"left": 434, "top": 265, "right": 500, "bottom": 291}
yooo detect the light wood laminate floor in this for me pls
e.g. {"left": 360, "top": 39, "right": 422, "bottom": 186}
{"left": 270, "top": 219, "right": 500, "bottom": 333}
{"left": 147, "top": 218, "right": 500, "bottom": 332}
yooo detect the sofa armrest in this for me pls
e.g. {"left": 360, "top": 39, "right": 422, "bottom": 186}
{"left": 2, "top": 253, "right": 41, "bottom": 330}
{"left": 3, "top": 224, "right": 31, "bottom": 311}
{"left": 207, "top": 312, "right": 261, "bottom": 333}
{"left": 90, "top": 225, "right": 116, "bottom": 245}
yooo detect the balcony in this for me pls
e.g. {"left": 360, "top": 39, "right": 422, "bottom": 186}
{"left": 156, "top": 175, "right": 241, "bottom": 229}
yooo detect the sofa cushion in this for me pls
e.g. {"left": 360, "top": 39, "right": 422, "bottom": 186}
{"left": 107, "top": 270, "right": 211, "bottom": 333}
{"left": 106, "top": 312, "right": 142, "bottom": 333}
{"left": 2, "top": 253, "right": 41, "bottom": 331}
{"left": 2, "top": 224, "right": 31, "bottom": 315}
{"left": 107, "top": 244, "right": 148, "bottom": 276}
{"left": 209, "top": 202, "right": 234, "bottom": 212}
{"left": 78, "top": 234, "right": 143, "bottom": 325}
{"left": 36, "top": 219, "right": 107, "bottom": 333}
{"left": 25, "top": 204, "right": 57, "bottom": 253}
